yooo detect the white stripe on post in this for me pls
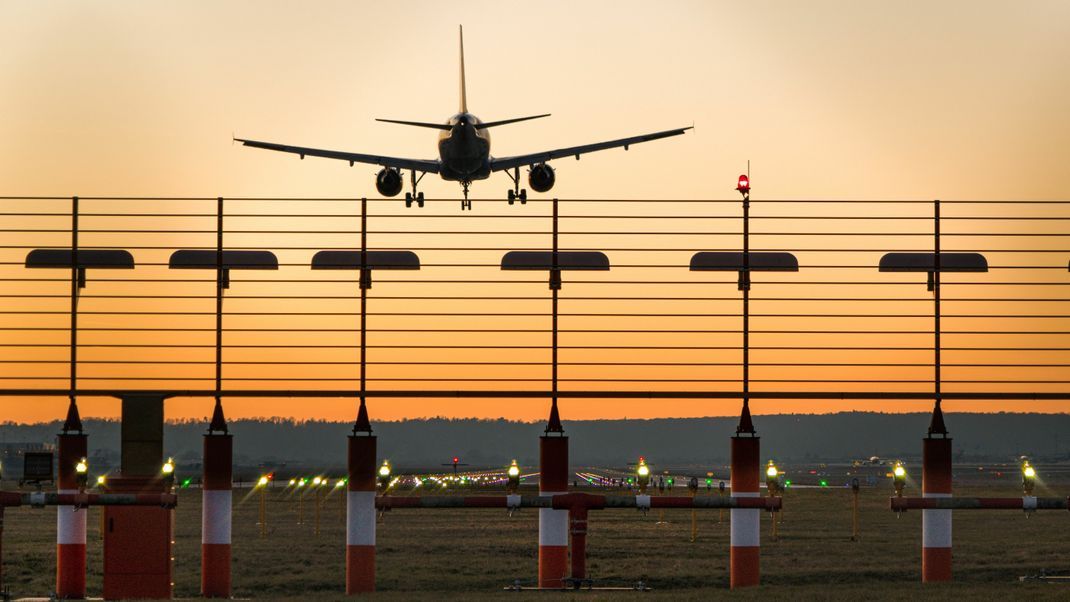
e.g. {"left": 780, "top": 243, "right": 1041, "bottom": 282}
{"left": 56, "top": 489, "right": 87, "bottom": 545}
{"left": 922, "top": 492, "right": 952, "bottom": 548}
{"left": 202, "top": 489, "right": 233, "bottom": 545}
{"left": 730, "top": 491, "right": 760, "bottom": 548}
{"left": 538, "top": 493, "right": 568, "bottom": 546}
{"left": 346, "top": 491, "right": 376, "bottom": 546}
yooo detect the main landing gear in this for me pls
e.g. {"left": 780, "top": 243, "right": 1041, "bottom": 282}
{"left": 505, "top": 166, "right": 527, "bottom": 205}
{"left": 404, "top": 170, "right": 425, "bottom": 208}
{"left": 461, "top": 180, "right": 472, "bottom": 210}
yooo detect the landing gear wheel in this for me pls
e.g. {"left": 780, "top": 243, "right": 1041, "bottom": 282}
{"left": 519, "top": 189, "right": 527, "bottom": 203}
{"left": 405, "top": 192, "right": 412, "bottom": 208}
{"left": 416, "top": 192, "right": 425, "bottom": 208}
{"left": 507, "top": 189, "right": 516, "bottom": 204}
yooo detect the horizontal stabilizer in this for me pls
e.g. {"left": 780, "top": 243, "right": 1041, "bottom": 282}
{"left": 375, "top": 118, "right": 452, "bottom": 130}
{"left": 476, "top": 114, "right": 551, "bottom": 129}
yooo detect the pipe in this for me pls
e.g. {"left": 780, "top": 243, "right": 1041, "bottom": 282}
{"left": 891, "top": 496, "right": 1069, "bottom": 511}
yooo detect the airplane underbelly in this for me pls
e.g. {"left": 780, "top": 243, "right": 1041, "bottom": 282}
{"left": 439, "top": 138, "right": 490, "bottom": 181}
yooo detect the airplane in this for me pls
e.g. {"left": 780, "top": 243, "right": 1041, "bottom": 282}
{"left": 236, "top": 26, "right": 692, "bottom": 210}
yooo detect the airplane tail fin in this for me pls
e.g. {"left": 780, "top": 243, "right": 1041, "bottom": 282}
{"left": 459, "top": 25, "right": 468, "bottom": 113}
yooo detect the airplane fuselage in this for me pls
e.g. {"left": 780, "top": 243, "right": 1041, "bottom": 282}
{"left": 437, "top": 112, "right": 492, "bottom": 182}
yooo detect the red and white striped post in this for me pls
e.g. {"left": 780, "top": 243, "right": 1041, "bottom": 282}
{"left": 730, "top": 431, "right": 760, "bottom": 588}
{"left": 538, "top": 409, "right": 569, "bottom": 588}
{"left": 56, "top": 400, "right": 87, "bottom": 599}
{"left": 347, "top": 402, "right": 377, "bottom": 594}
{"left": 202, "top": 402, "right": 232, "bottom": 597}
{"left": 922, "top": 434, "right": 953, "bottom": 582}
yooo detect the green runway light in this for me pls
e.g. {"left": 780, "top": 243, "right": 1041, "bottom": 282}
{"left": 181, "top": 478, "right": 192, "bottom": 488}
{"left": 819, "top": 479, "right": 828, "bottom": 487}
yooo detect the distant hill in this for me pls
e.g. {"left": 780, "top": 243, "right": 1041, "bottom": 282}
{"left": 1, "top": 412, "right": 1067, "bottom": 472}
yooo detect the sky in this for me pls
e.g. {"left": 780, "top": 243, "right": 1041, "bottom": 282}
{"left": 1, "top": 1, "right": 1068, "bottom": 423}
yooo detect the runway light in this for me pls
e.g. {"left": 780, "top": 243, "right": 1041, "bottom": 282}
{"left": 288, "top": 478, "right": 296, "bottom": 486}
{"left": 507, "top": 459, "right": 520, "bottom": 494}
{"left": 257, "top": 475, "right": 269, "bottom": 487}
{"left": 636, "top": 457, "right": 651, "bottom": 494}
{"left": 892, "top": 461, "right": 906, "bottom": 497}
{"left": 297, "top": 478, "right": 306, "bottom": 488}
{"left": 181, "top": 478, "right": 192, "bottom": 488}
{"left": 96, "top": 475, "right": 106, "bottom": 486}
{"left": 162, "top": 457, "right": 175, "bottom": 487}
{"left": 1022, "top": 460, "right": 1036, "bottom": 496}
{"left": 819, "top": 479, "right": 828, "bottom": 487}
{"left": 766, "top": 460, "right": 780, "bottom": 495}
{"left": 378, "top": 461, "right": 392, "bottom": 489}
{"left": 335, "top": 478, "right": 345, "bottom": 488}
{"left": 312, "top": 476, "right": 322, "bottom": 486}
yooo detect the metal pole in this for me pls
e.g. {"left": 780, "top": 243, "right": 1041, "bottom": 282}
{"left": 851, "top": 488, "right": 859, "bottom": 541}
{"left": 70, "top": 196, "right": 79, "bottom": 401}
{"left": 259, "top": 486, "right": 266, "bottom": 538}
{"left": 933, "top": 199, "right": 942, "bottom": 429}
{"left": 360, "top": 197, "right": 367, "bottom": 400}
{"left": 315, "top": 486, "right": 321, "bottom": 536}
{"left": 216, "top": 196, "right": 223, "bottom": 400}
{"left": 551, "top": 197, "right": 559, "bottom": 416}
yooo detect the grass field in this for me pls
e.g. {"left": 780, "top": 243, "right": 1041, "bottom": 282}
{"left": 2, "top": 472, "right": 1068, "bottom": 600}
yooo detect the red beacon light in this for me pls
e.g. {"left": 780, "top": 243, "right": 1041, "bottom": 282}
{"left": 452, "top": 456, "right": 459, "bottom": 464}
{"left": 736, "top": 174, "right": 750, "bottom": 194}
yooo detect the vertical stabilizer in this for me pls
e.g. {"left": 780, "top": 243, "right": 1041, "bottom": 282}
{"left": 459, "top": 25, "right": 468, "bottom": 113}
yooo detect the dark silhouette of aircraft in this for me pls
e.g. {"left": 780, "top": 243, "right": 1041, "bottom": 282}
{"left": 236, "top": 26, "right": 692, "bottom": 210}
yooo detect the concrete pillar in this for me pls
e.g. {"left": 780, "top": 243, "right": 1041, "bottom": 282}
{"left": 346, "top": 433, "right": 377, "bottom": 594}
{"left": 922, "top": 436, "right": 953, "bottom": 582}
{"left": 730, "top": 435, "right": 760, "bottom": 588}
{"left": 538, "top": 435, "right": 568, "bottom": 588}
{"left": 57, "top": 423, "right": 87, "bottom": 599}
{"left": 201, "top": 431, "right": 232, "bottom": 597}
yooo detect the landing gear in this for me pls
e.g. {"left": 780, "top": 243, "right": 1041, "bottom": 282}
{"left": 461, "top": 180, "right": 472, "bottom": 210}
{"left": 505, "top": 166, "right": 527, "bottom": 205}
{"left": 507, "top": 189, "right": 527, "bottom": 204}
{"left": 404, "top": 191, "right": 424, "bottom": 208}
{"left": 404, "top": 170, "right": 426, "bottom": 208}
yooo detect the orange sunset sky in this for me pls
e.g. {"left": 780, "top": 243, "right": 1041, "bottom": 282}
{"left": 1, "top": 1, "right": 1068, "bottom": 423}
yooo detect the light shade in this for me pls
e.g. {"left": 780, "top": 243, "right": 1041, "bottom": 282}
{"left": 311, "top": 250, "right": 420, "bottom": 270}
{"left": 689, "top": 251, "right": 798, "bottom": 272}
{"left": 25, "top": 249, "right": 134, "bottom": 269}
{"left": 169, "top": 250, "right": 279, "bottom": 270}
{"left": 500, "top": 251, "right": 610, "bottom": 271}
{"left": 878, "top": 252, "right": 988, "bottom": 272}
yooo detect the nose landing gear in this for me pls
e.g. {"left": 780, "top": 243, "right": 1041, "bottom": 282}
{"left": 505, "top": 166, "right": 527, "bottom": 205}
{"left": 461, "top": 180, "right": 472, "bottom": 210}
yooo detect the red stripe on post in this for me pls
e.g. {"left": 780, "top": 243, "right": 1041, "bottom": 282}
{"left": 347, "top": 545, "right": 375, "bottom": 593}
{"left": 349, "top": 436, "right": 377, "bottom": 492}
{"left": 730, "top": 546, "right": 760, "bottom": 588}
{"left": 201, "top": 544, "right": 231, "bottom": 597}
{"left": 56, "top": 433, "right": 87, "bottom": 600}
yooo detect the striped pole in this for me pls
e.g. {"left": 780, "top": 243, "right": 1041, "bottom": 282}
{"left": 922, "top": 436, "right": 952, "bottom": 582}
{"left": 347, "top": 431, "right": 377, "bottom": 594}
{"left": 730, "top": 435, "right": 760, "bottom": 588}
{"left": 56, "top": 429, "right": 87, "bottom": 599}
{"left": 202, "top": 429, "right": 233, "bottom": 597}
{"left": 538, "top": 434, "right": 569, "bottom": 588}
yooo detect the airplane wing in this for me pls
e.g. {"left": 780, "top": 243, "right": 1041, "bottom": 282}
{"left": 489, "top": 126, "right": 692, "bottom": 172}
{"left": 235, "top": 138, "right": 441, "bottom": 174}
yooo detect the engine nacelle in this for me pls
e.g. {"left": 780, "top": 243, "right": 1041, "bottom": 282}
{"left": 528, "top": 163, "right": 556, "bottom": 193}
{"left": 375, "top": 167, "right": 403, "bottom": 197}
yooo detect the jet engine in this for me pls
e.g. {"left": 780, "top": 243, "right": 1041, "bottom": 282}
{"left": 528, "top": 163, "right": 556, "bottom": 193}
{"left": 375, "top": 167, "right": 403, "bottom": 197}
